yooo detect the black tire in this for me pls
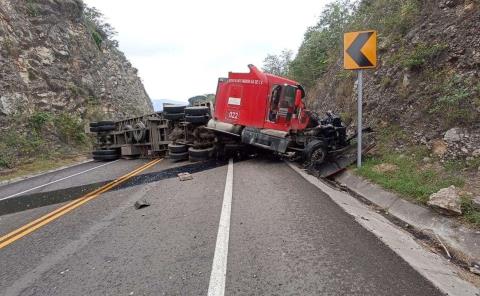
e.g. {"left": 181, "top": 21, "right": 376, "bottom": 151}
{"left": 97, "top": 120, "right": 115, "bottom": 126}
{"left": 308, "top": 145, "right": 327, "bottom": 166}
{"left": 90, "top": 126, "right": 100, "bottom": 133}
{"left": 133, "top": 122, "right": 146, "bottom": 142}
{"left": 188, "top": 146, "right": 214, "bottom": 159}
{"left": 92, "top": 149, "right": 118, "bottom": 156}
{"left": 185, "top": 115, "right": 209, "bottom": 124}
{"left": 89, "top": 122, "right": 99, "bottom": 128}
{"left": 168, "top": 143, "right": 188, "bottom": 153}
{"left": 163, "top": 105, "right": 187, "bottom": 113}
{"left": 169, "top": 151, "right": 189, "bottom": 161}
{"left": 97, "top": 124, "right": 116, "bottom": 132}
{"left": 93, "top": 154, "right": 119, "bottom": 161}
{"left": 164, "top": 113, "right": 185, "bottom": 121}
{"left": 185, "top": 106, "right": 210, "bottom": 116}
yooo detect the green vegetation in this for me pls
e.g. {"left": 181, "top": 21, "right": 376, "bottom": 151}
{"left": 0, "top": 111, "right": 90, "bottom": 170}
{"left": 83, "top": 5, "right": 118, "bottom": 49}
{"left": 263, "top": 0, "right": 422, "bottom": 87}
{"left": 400, "top": 43, "right": 447, "bottom": 70}
{"left": 461, "top": 197, "right": 480, "bottom": 226}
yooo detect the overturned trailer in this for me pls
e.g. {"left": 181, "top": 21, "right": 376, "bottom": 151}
{"left": 90, "top": 65, "right": 372, "bottom": 177}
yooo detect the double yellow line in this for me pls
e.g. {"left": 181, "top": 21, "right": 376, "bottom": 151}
{"left": 0, "top": 158, "right": 162, "bottom": 250}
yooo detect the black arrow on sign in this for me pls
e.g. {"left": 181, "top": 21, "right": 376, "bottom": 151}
{"left": 346, "top": 32, "right": 374, "bottom": 67}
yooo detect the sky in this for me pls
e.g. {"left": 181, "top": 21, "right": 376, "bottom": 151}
{"left": 84, "top": 0, "right": 331, "bottom": 103}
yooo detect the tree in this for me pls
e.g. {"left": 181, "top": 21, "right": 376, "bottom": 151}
{"left": 83, "top": 6, "right": 118, "bottom": 48}
{"left": 262, "top": 49, "right": 293, "bottom": 77}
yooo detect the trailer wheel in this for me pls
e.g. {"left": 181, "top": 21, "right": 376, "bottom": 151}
{"left": 163, "top": 105, "right": 187, "bottom": 113}
{"left": 133, "top": 121, "right": 146, "bottom": 142}
{"left": 90, "top": 126, "right": 100, "bottom": 133}
{"left": 164, "top": 112, "right": 185, "bottom": 121}
{"left": 89, "top": 122, "right": 99, "bottom": 128}
{"left": 97, "top": 120, "right": 115, "bottom": 126}
{"left": 93, "top": 154, "right": 119, "bottom": 161}
{"left": 185, "top": 115, "right": 209, "bottom": 124}
{"left": 185, "top": 106, "right": 210, "bottom": 116}
{"left": 188, "top": 146, "right": 214, "bottom": 160}
{"left": 168, "top": 143, "right": 188, "bottom": 153}
{"left": 96, "top": 124, "right": 116, "bottom": 132}
{"left": 92, "top": 149, "right": 118, "bottom": 156}
{"left": 169, "top": 151, "right": 189, "bottom": 161}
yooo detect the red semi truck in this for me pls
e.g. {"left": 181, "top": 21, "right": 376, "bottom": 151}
{"left": 91, "top": 65, "right": 360, "bottom": 175}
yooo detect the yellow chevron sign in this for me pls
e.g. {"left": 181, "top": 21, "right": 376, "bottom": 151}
{"left": 344, "top": 31, "right": 377, "bottom": 70}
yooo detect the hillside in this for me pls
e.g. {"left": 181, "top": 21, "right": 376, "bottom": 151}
{"left": 0, "top": 0, "right": 153, "bottom": 170}
{"left": 265, "top": 0, "right": 480, "bottom": 224}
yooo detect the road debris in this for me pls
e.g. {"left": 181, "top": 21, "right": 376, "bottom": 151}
{"left": 134, "top": 199, "right": 150, "bottom": 209}
{"left": 178, "top": 172, "right": 193, "bottom": 181}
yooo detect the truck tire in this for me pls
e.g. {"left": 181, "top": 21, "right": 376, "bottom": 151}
{"left": 188, "top": 146, "right": 214, "bottom": 160}
{"left": 90, "top": 126, "right": 100, "bottom": 133}
{"left": 306, "top": 142, "right": 327, "bottom": 166}
{"left": 164, "top": 113, "right": 185, "bottom": 121}
{"left": 89, "top": 122, "right": 99, "bottom": 128}
{"left": 92, "top": 149, "right": 118, "bottom": 156}
{"left": 184, "top": 106, "right": 210, "bottom": 116}
{"left": 93, "top": 154, "right": 119, "bottom": 161}
{"left": 168, "top": 143, "right": 188, "bottom": 153}
{"left": 163, "top": 105, "right": 187, "bottom": 113}
{"left": 133, "top": 122, "right": 146, "bottom": 142}
{"left": 185, "top": 115, "right": 209, "bottom": 124}
{"left": 96, "top": 124, "right": 116, "bottom": 132}
{"left": 169, "top": 151, "right": 189, "bottom": 161}
{"left": 97, "top": 120, "right": 115, "bottom": 126}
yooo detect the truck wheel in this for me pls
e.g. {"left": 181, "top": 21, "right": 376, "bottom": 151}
{"left": 133, "top": 121, "right": 146, "bottom": 142}
{"left": 188, "top": 146, "right": 214, "bottom": 160}
{"left": 97, "top": 120, "right": 115, "bottom": 126}
{"left": 89, "top": 122, "right": 99, "bottom": 128}
{"left": 185, "top": 115, "right": 209, "bottom": 124}
{"left": 92, "top": 149, "right": 118, "bottom": 156}
{"left": 163, "top": 105, "right": 187, "bottom": 113}
{"left": 169, "top": 151, "right": 189, "bottom": 161}
{"left": 90, "top": 126, "right": 100, "bottom": 133}
{"left": 168, "top": 143, "right": 188, "bottom": 153}
{"left": 97, "top": 124, "right": 116, "bottom": 132}
{"left": 164, "top": 113, "right": 185, "bottom": 121}
{"left": 309, "top": 145, "right": 327, "bottom": 166}
{"left": 185, "top": 106, "right": 210, "bottom": 116}
{"left": 93, "top": 154, "right": 119, "bottom": 161}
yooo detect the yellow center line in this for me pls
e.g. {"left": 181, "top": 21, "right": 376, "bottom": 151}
{"left": 0, "top": 158, "right": 162, "bottom": 250}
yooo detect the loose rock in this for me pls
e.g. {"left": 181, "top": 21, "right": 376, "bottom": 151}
{"left": 427, "top": 186, "right": 462, "bottom": 216}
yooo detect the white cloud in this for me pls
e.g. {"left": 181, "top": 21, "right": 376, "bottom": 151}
{"left": 83, "top": 0, "right": 330, "bottom": 102}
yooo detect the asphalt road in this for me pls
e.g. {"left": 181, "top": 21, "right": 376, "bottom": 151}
{"left": 0, "top": 157, "right": 447, "bottom": 295}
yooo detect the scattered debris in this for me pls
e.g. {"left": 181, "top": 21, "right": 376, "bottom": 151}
{"left": 434, "top": 233, "right": 451, "bottom": 260}
{"left": 134, "top": 199, "right": 150, "bottom": 210}
{"left": 427, "top": 185, "right": 462, "bottom": 216}
{"left": 178, "top": 172, "right": 193, "bottom": 181}
{"left": 372, "top": 163, "right": 398, "bottom": 174}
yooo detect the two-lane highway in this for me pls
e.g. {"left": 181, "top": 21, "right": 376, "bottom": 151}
{"left": 0, "top": 157, "right": 476, "bottom": 295}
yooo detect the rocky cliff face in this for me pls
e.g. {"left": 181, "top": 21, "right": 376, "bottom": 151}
{"left": 307, "top": 0, "right": 480, "bottom": 161}
{"left": 0, "top": 0, "right": 153, "bottom": 123}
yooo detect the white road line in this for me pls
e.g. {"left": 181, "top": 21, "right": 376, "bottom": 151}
{"left": 208, "top": 158, "right": 234, "bottom": 296}
{"left": 287, "top": 162, "right": 479, "bottom": 296}
{"left": 0, "top": 160, "right": 120, "bottom": 201}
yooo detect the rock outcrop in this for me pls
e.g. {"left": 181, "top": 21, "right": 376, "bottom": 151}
{"left": 0, "top": 0, "right": 153, "bottom": 125}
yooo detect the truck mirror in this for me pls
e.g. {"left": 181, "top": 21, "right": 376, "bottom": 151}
{"left": 295, "top": 89, "right": 302, "bottom": 108}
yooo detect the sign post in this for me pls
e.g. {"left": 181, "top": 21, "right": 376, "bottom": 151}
{"left": 343, "top": 30, "right": 377, "bottom": 168}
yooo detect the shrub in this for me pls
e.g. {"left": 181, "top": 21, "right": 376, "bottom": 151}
{"left": 53, "top": 113, "right": 87, "bottom": 145}
{"left": 401, "top": 43, "right": 446, "bottom": 70}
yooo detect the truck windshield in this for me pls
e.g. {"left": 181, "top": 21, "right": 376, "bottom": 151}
{"left": 283, "top": 86, "right": 296, "bottom": 108}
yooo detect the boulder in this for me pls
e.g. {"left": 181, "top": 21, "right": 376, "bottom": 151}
{"left": 444, "top": 128, "right": 462, "bottom": 142}
{"left": 427, "top": 185, "right": 462, "bottom": 216}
